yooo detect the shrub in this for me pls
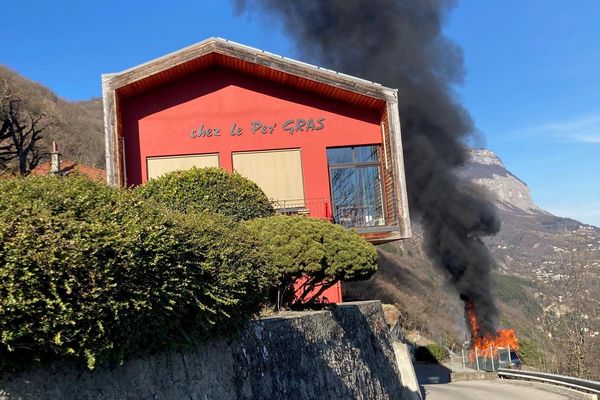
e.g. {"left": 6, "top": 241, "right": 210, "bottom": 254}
{"left": 245, "top": 215, "right": 378, "bottom": 306}
{"left": 415, "top": 343, "right": 448, "bottom": 363}
{"left": 518, "top": 337, "right": 541, "bottom": 366}
{"left": 426, "top": 343, "right": 449, "bottom": 362}
{"left": 0, "top": 175, "right": 271, "bottom": 370}
{"left": 135, "top": 167, "right": 275, "bottom": 221}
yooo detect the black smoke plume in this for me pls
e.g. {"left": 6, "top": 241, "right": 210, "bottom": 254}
{"left": 236, "top": 0, "right": 501, "bottom": 335}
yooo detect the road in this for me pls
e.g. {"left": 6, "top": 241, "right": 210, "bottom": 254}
{"left": 422, "top": 380, "right": 579, "bottom": 400}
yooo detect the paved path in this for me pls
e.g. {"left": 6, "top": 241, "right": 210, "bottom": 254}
{"left": 423, "top": 380, "right": 579, "bottom": 400}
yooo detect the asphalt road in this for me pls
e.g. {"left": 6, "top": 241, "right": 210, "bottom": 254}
{"left": 422, "top": 380, "right": 578, "bottom": 400}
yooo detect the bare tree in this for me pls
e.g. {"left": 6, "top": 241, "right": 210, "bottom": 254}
{"left": 0, "top": 66, "right": 105, "bottom": 169}
{"left": 0, "top": 85, "right": 54, "bottom": 175}
{"left": 540, "top": 234, "right": 600, "bottom": 379}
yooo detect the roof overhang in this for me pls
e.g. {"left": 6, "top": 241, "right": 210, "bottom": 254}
{"left": 102, "top": 37, "right": 397, "bottom": 108}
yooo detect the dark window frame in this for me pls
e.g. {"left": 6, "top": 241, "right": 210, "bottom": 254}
{"left": 327, "top": 145, "right": 387, "bottom": 228}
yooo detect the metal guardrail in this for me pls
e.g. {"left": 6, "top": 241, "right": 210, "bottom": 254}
{"left": 498, "top": 368, "right": 600, "bottom": 396}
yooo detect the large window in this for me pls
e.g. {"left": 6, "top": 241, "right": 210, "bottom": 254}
{"left": 327, "top": 145, "right": 385, "bottom": 228}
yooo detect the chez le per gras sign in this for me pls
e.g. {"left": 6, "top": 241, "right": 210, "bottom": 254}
{"left": 190, "top": 117, "right": 326, "bottom": 138}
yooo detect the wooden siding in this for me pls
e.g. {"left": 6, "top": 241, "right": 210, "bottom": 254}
{"left": 115, "top": 52, "right": 387, "bottom": 110}
{"left": 380, "top": 109, "right": 399, "bottom": 226}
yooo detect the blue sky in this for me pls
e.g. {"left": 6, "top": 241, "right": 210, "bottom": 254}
{"left": 1, "top": 1, "right": 598, "bottom": 226}
{"left": 444, "top": 1, "right": 600, "bottom": 227}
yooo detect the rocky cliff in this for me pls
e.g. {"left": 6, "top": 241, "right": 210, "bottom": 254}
{"left": 459, "top": 148, "right": 542, "bottom": 215}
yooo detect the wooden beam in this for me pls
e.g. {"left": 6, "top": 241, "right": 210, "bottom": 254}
{"left": 103, "top": 38, "right": 396, "bottom": 103}
{"left": 101, "top": 74, "right": 117, "bottom": 186}
{"left": 386, "top": 96, "right": 412, "bottom": 239}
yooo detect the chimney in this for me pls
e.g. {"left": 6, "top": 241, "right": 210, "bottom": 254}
{"left": 50, "top": 141, "right": 61, "bottom": 175}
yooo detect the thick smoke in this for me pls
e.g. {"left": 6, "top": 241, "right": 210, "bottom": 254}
{"left": 236, "top": 0, "right": 501, "bottom": 335}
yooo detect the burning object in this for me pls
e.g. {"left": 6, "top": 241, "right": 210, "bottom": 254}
{"left": 466, "top": 301, "right": 521, "bottom": 369}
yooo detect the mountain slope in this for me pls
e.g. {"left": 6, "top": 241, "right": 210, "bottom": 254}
{"left": 460, "top": 148, "right": 541, "bottom": 214}
{"left": 0, "top": 65, "right": 105, "bottom": 168}
{"left": 461, "top": 149, "right": 599, "bottom": 276}
{"left": 346, "top": 148, "right": 600, "bottom": 378}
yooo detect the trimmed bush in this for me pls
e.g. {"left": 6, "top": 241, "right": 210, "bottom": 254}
{"left": 245, "top": 215, "right": 378, "bottom": 305}
{"left": 135, "top": 167, "right": 275, "bottom": 221}
{"left": 0, "top": 175, "right": 271, "bottom": 370}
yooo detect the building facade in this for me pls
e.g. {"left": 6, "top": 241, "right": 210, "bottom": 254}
{"left": 102, "top": 38, "right": 411, "bottom": 302}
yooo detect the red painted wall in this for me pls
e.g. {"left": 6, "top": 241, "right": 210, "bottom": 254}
{"left": 120, "top": 67, "right": 384, "bottom": 303}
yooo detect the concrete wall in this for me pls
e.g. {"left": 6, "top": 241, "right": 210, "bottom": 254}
{"left": 1, "top": 301, "right": 417, "bottom": 400}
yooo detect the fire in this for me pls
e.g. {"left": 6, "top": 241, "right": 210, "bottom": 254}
{"left": 466, "top": 301, "right": 519, "bottom": 361}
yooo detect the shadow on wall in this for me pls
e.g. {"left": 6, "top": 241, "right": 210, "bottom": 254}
{"left": 232, "top": 302, "right": 405, "bottom": 399}
{"left": 337, "top": 304, "right": 422, "bottom": 400}
{"left": 0, "top": 301, "right": 421, "bottom": 400}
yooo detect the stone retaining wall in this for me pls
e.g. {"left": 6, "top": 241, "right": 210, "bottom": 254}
{"left": 1, "top": 301, "right": 416, "bottom": 400}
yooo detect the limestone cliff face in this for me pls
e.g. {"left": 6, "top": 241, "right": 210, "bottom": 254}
{"left": 459, "top": 148, "right": 542, "bottom": 215}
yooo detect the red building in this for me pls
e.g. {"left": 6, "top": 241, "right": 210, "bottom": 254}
{"left": 102, "top": 38, "right": 411, "bottom": 302}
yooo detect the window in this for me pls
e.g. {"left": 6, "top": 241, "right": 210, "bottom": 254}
{"left": 327, "top": 145, "right": 385, "bottom": 228}
{"left": 232, "top": 149, "right": 305, "bottom": 206}
{"left": 146, "top": 154, "right": 219, "bottom": 180}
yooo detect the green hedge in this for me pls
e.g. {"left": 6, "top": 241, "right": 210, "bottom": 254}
{"left": 135, "top": 167, "right": 275, "bottom": 221}
{"left": 245, "top": 215, "right": 378, "bottom": 305}
{"left": 0, "top": 176, "right": 271, "bottom": 370}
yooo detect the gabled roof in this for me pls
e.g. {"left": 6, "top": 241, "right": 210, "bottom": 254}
{"left": 31, "top": 160, "right": 106, "bottom": 182}
{"left": 102, "top": 37, "right": 397, "bottom": 109}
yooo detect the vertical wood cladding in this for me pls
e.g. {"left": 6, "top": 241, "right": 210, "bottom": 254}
{"left": 381, "top": 109, "right": 398, "bottom": 226}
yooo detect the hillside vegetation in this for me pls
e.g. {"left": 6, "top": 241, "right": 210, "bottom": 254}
{"left": 348, "top": 150, "right": 600, "bottom": 380}
{"left": 0, "top": 65, "right": 104, "bottom": 169}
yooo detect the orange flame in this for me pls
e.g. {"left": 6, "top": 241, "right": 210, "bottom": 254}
{"left": 466, "top": 301, "right": 519, "bottom": 361}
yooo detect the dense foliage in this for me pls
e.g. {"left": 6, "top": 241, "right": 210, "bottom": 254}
{"left": 0, "top": 176, "right": 271, "bottom": 370}
{"left": 415, "top": 343, "right": 448, "bottom": 363}
{"left": 516, "top": 338, "right": 541, "bottom": 367}
{"left": 245, "top": 215, "right": 378, "bottom": 305}
{"left": 135, "top": 167, "right": 275, "bottom": 221}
